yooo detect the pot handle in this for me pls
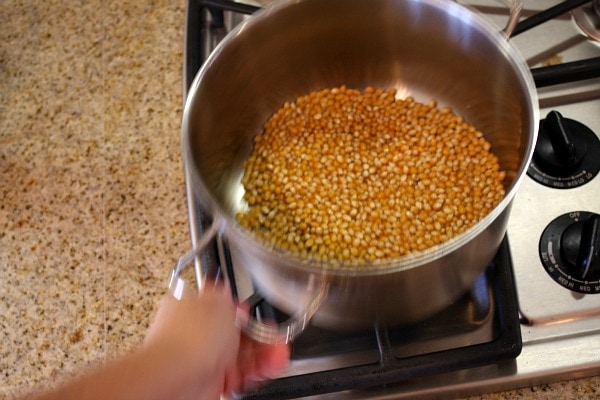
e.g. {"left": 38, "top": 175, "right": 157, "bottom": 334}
{"left": 168, "top": 217, "right": 328, "bottom": 344}
{"left": 497, "top": 0, "right": 523, "bottom": 37}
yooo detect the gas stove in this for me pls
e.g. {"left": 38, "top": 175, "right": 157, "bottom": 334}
{"left": 182, "top": 0, "right": 600, "bottom": 398}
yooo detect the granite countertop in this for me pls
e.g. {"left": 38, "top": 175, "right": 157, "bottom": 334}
{"left": 1, "top": 1, "right": 598, "bottom": 399}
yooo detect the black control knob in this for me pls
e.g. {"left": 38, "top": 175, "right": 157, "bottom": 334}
{"left": 528, "top": 111, "right": 600, "bottom": 188}
{"left": 560, "top": 214, "right": 600, "bottom": 281}
{"left": 539, "top": 212, "right": 600, "bottom": 294}
{"left": 534, "top": 111, "right": 587, "bottom": 176}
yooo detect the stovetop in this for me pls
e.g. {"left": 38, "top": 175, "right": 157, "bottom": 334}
{"left": 182, "top": 0, "right": 600, "bottom": 398}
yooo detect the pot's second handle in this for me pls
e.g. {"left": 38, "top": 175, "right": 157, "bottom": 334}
{"left": 233, "top": 273, "right": 328, "bottom": 344}
{"left": 168, "top": 218, "right": 327, "bottom": 344}
{"left": 496, "top": 0, "right": 523, "bottom": 37}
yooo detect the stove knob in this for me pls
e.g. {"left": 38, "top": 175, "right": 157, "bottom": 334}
{"left": 561, "top": 214, "right": 600, "bottom": 281}
{"left": 533, "top": 111, "right": 587, "bottom": 177}
{"left": 539, "top": 212, "right": 600, "bottom": 293}
{"left": 528, "top": 111, "right": 600, "bottom": 188}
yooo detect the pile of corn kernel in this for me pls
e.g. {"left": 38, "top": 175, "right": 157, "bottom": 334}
{"left": 237, "top": 86, "right": 506, "bottom": 264}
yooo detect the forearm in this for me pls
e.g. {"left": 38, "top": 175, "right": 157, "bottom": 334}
{"left": 23, "top": 289, "right": 287, "bottom": 400}
{"left": 29, "top": 344, "right": 221, "bottom": 400}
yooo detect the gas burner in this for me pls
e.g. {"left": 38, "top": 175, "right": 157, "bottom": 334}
{"left": 573, "top": 0, "right": 600, "bottom": 41}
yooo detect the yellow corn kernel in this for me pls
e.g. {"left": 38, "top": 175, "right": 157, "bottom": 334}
{"left": 236, "top": 86, "right": 506, "bottom": 266}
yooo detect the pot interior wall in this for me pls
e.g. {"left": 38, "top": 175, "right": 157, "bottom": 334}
{"left": 185, "top": 0, "right": 534, "bottom": 218}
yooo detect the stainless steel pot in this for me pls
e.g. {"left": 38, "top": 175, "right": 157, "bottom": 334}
{"left": 175, "top": 0, "right": 538, "bottom": 343}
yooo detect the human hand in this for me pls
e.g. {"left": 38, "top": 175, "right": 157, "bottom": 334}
{"left": 144, "top": 282, "right": 290, "bottom": 400}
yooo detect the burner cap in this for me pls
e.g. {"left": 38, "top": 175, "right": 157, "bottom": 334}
{"left": 573, "top": 0, "right": 600, "bottom": 42}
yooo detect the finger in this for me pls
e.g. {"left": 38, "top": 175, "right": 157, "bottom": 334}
{"left": 258, "top": 343, "right": 290, "bottom": 378}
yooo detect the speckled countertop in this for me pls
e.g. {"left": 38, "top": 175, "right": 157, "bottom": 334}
{"left": 0, "top": 1, "right": 598, "bottom": 399}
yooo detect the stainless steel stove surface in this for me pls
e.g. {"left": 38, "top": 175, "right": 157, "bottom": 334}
{"left": 182, "top": 0, "right": 600, "bottom": 398}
